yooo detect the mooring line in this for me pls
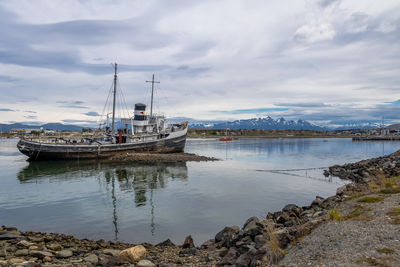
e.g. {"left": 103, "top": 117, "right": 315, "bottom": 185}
{"left": 255, "top": 167, "right": 328, "bottom": 172}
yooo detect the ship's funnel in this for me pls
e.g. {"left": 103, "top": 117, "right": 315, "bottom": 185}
{"left": 134, "top": 103, "right": 147, "bottom": 121}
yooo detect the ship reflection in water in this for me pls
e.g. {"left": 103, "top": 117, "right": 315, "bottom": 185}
{"left": 17, "top": 160, "right": 188, "bottom": 241}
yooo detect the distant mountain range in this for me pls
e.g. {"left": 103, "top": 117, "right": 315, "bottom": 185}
{"left": 0, "top": 117, "right": 389, "bottom": 132}
{"left": 168, "top": 116, "right": 327, "bottom": 130}
{"left": 0, "top": 123, "right": 83, "bottom": 132}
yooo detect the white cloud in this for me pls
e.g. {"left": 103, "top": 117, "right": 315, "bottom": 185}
{"left": 0, "top": 0, "right": 399, "bottom": 126}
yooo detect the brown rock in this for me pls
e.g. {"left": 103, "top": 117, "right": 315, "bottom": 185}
{"left": 118, "top": 245, "right": 147, "bottom": 263}
{"left": 0, "top": 248, "right": 6, "bottom": 257}
{"left": 46, "top": 242, "right": 62, "bottom": 251}
{"left": 84, "top": 254, "right": 98, "bottom": 265}
{"left": 43, "top": 256, "right": 52, "bottom": 262}
{"left": 15, "top": 249, "right": 29, "bottom": 256}
{"left": 17, "top": 240, "right": 34, "bottom": 248}
{"left": 9, "top": 258, "right": 25, "bottom": 264}
{"left": 182, "top": 235, "right": 195, "bottom": 249}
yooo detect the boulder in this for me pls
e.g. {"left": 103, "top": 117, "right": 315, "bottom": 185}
{"left": 254, "top": 234, "right": 268, "bottom": 248}
{"left": 236, "top": 247, "right": 256, "bottom": 267}
{"left": 275, "top": 213, "right": 290, "bottom": 224}
{"left": 311, "top": 196, "right": 324, "bottom": 206}
{"left": 282, "top": 204, "right": 302, "bottom": 217}
{"left": 272, "top": 229, "right": 291, "bottom": 249}
{"left": 215, "top": 226, "right": 240, "bottom": 247}
{"left": 243, "top": 217, "right": 263, "bottom": 238}
{"left": 243, "top": 216, "right": 259, "bottom": 229}
{"left": 119, "top": 245, "right": 147, "bottom": 263}
{"left": 218, "top": 247, "right": 238, "bottom": 266}
{"left": 182, "top": 235, "right": 195, "bottom": 248}
{"left": 336, "top": 185, "right": 347, "bottom": 196}
{"left": 137, "top": 259, "right": 156, "bottom": 267}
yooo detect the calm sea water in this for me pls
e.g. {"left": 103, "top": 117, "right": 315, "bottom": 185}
{"left": 1, "top": 138, "right": 399, "bottom": 245}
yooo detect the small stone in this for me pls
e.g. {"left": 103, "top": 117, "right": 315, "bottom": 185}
{"left": 29, "top": 250, "right": 53, "bottom": 259}
{"left": 156, "top": 239, "right": 176, "bottom": 247}
{"left": 182, "top": 235, "right": 195, "bottom": 249}
{"left": 102, "top": 256, "right": 123, "bottom": 266}
{"left": 215, "top": 247, "right": 228, "bottom": 257}
{"left": 46, "top": 242, "right": 62, "bottom": 251}
{"left": 0, "top": 260, "right": 7, "bottom": 265}
{"left": 84, "top": 254, "right": 98, "bottom": 265}
{"left": 137, "top": 259, "right": 156, "bottom": 267}
{"left": 18, "top": 240, "right": 34, "bottom": 247}
{"left": 24, "top": 262, "right": 41, "bottom": 267}
{"left": 43, "top": 256, "right": 52, "bottom": 262}
{"left": 28, "top": 237, "right": 44, "bottom": 243}
{"left": 0, "top": 248, "right": 6, "bottom": 257}
{"left": 179, "top": 248, "right": 199, "bottom": 255}
{"left": 29, "top": 245, "right": 39, "bottom": 250}
{"left": 119, "top": 245, "right": 147, "bottom": 263}
{"left": 0, "top": 233, "right": 23, "bottom": 240}
{"left": 200, "top": 239, "right": 214, "bottom": 249}
{"left": 15, "top": 248, "right": 29, "bottom": 256}
{"left": 336, "top": 185, "right": 347, "bottom": 196}
{"left": 9, "top": 258, "right": 25, "bottom": 264}
{"left": 56, "top": 249, "right": 73, "bottom": 258}
{"left": 103, "top": 248, "right": 121, "bottom": 257}
{"left": 311, "top": 196, "right": 324, "bottom": 206}
{"left": 7, "top": 230, "right": 22, "bottom": 236}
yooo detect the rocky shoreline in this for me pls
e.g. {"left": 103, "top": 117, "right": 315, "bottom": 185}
{"left": 2, "top": 150, "right": 400, "bottom": 266}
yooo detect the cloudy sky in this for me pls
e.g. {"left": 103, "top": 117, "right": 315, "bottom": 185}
{"left": 0, "top": 0, "right": 399, "bottom": 127}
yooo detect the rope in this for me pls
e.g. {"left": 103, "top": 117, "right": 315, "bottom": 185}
{"left": 256, "top": 167, "right": 328, "bottom": 172}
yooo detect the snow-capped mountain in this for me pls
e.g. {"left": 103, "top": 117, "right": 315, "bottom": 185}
{"left": 211, "top": 116, "right": 326, "bottom": 130}
{"left": 168, "top": 116, "right": 327, "bottom": 130}
{"left": 331, "top": 121, "right": 382, "bottom": 130}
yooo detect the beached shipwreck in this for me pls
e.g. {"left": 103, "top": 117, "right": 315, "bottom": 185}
{"left": 17, "top": 64, "right": 188, "bottom": 161}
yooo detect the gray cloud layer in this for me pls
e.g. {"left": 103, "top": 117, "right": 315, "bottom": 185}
{"left": 0, "top": 0, "right": 399, "bottom": 126}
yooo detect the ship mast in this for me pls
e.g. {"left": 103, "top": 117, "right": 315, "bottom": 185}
{"left": 146, "top": 74, "right": 160, "bottom": 118}
{"left": 111, "top": 63, "right": 117, "bottom": 133}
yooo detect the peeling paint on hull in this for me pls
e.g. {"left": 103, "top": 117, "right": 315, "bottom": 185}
{"left": 17, "top": 133, "right": 187, "bottom": 161}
